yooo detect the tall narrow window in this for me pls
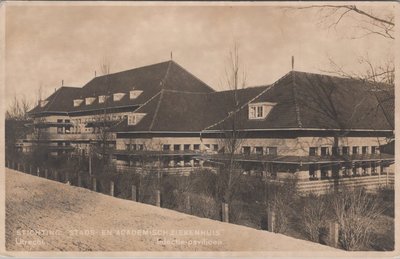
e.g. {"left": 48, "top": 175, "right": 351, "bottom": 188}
{"left": 309, "top": 147, "right": 317, "bottom": 156}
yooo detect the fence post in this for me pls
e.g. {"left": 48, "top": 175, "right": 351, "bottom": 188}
{"left": 132, "top": 185, "right": 137, "bottom": 202}
{"left": 29, "top": 165, "right": 32, "bottom": 174}
{"left": 45, "top": 169, "right": 48, "bottom": 179}
{"left": 155, "top": 190, "right": 161, "bottom": 207}
{"left": 110, "top": 181, "right": 114, "bottom": 196}
{"left": 267, "top": 207, "right": 275, "bottom": 232}
{"left": 77, "top": 173, "right": 82, "bottom": 187}
{"left": 17, "top": 163, "right": 20, "bottom": 171}
{"left": 92, "top": 177, "right": 97, "bottom": 192}
{"left": 36, "top": 167, "right": 40, "bottom": 177}
{"left": 328, "top": 222, "right": 339, "bottom": 248}
{"left": 65, "top": 172, "right": 69, "bottom": 183}
{"left": 186, "top": 195, "right": 191, "bottom": 213}
{"left": 54, "top": 170, "right": 58, "bottom": 181}
{"left": 221, "top": 202, "right": 229, "bottom": 222}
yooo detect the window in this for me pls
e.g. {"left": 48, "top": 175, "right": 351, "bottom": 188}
{"left": 126, "top": 144, "right": 131, "bottom": 150}
{"left": 242, "top": 146, "right": 251, "bottom": 155}
{"left": 309, "top": 147, "right": 317, "bottom": 156}
{"left": 113, "top": 93, "right": 125, "bottom": 101}
{"left": 255, "top": 147, "right": 263, "bottom": 155}
{"left": 40, "top": 100, "right": 49, "bottom": 107}
{"left": 321, "top": 147, "right": 329, "bottom": 156}
{"left": 332, "top": 147, "right": 340, "bottom": 156}
{"left": 137, "top": 144, "right": 144, "bottom": 151}
{"left": 163, "top": 144, "right": 171, "bottom": 151}
{"left": 193, "top": 144, "right": 200, "bottom": 150}
{"left": 98, "top": 95, "right": 108, "bottom": 104}
{"left": 85, "top": 97, "right": 95, "bottom": 105}
{"left": 371, "top": 146, "right": 379, "bottom": 154}
{"left": 213, "top": 144, "right": 219, "bottom": 152}
{"left": 362, "top": 146, "right": 369, "bottom": 155}
{"left": 342, "top": 146, "right": 349, "bottom": 155}
{"left": 352, "top": 146, "right": 359, "bottom": 155}
{"left": 184, "top": 144, "right": 190, "bottom": 151}
{"left": 266, "top": 147, "right": 277, "bottom": 155}
{"left": 130, "top": 90, "right": 143, "bottom": 99}
{"left": 174, "top": 144, "right": 181, "bottom": 151}
{"left": 57, "top": 119, "right": 63, "bottom": 123}
{"left": 205, "top": 144, "right": 210, "bottom": 149}
{"left": 127, "top": 113, "right": 146, "bottom": 126}
{"left": 248, "top": 102, "right": 276, "bottom": 120}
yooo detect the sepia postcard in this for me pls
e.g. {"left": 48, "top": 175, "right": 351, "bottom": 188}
{"left": 0, "top": 1, "right": 398, "bottom": 257}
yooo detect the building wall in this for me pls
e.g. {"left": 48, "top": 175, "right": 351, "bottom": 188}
{"left": 116, "top": 134, "right": 390, "bottom": 156}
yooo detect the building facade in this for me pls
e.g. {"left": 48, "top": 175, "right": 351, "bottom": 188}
{"left": 24, "top": 60, "right": 395, "bottom": 188}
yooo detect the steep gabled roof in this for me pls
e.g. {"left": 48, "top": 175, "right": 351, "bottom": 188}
{"left": 28, "top": 60, "right": 215, "bottom": 115}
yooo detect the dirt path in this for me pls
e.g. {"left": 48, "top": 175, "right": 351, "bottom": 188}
{"left": 5, "top": 169, "right": 337, "bottom": 252}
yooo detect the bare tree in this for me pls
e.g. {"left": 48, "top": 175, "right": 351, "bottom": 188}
{"left": 215, "top": 44, "right": 248, "bottom": 208}
{"left": 6, "top": 94, "right": 31, "bottom": 120}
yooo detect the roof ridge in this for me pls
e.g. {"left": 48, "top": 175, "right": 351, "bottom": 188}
{"left": 43, "top": 87, "right": 64, "bottom": 112}
{"left": 89, "top": 60, "right": 172, "bottom": 81}
{"left": 163, "top": 89, "right": 209, "bottom": 95}
{"left": 149, "top": 90, "right": 165, "bottom": 131}
{"left": 133, "top": 91, "right": 163, "bottom": 113}
{"left": 170, "top": 60, "right": 216, "bottom": 92}
{"left": 208, "top": 84, "right": 270, "bottom": 95}
{"left": 291, "top": 71, "right": 303, "bottom": 128}
{"left": 202, "top": 72, "right": 292, "bottom": 131}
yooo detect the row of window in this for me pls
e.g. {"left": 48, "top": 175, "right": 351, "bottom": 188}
{"left": 241, "top": 146, "right": 278, "bottom": 155}
{"left": 73, "top": 90, "right": 143, "bottom": 107}
{"left": 309, "top": 146, "right": 380, "bottom": 156}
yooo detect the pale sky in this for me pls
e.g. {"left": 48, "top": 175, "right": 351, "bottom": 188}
{"left": 4, "top": 3, "right": 395, "bottom": 108}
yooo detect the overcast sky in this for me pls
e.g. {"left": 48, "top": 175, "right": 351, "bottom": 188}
{"left": 5, "top": 3, "right": 394, "bottom": 108}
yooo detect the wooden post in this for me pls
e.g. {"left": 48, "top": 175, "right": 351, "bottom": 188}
{"left": 92, "top": 177, "right": 97, "bottom": 192}
{"left": 36, "top": 167, "right": 40, "bottom": 177}
{"left": 17, "top": 163, "right": 20, "bottom": 171}
{"left": 45, "top": 169, "right": 48, "bottom": 179}
{"left": 54, "top": 170, "right": 58, "bottom": 181}
{"left": 328, "top": 222, "right": 339, "bottom": 248}
{"left": 131, "top": 185, "right": 137, "bottom": 201}
{"left": 77, "top": 173, "right": 82, "bottom": 187}
{"left": 65, "top": 171, "right": 69, "bottom": 183}
{"left": 155, "top": 190, "right": 161, "bottom": 207}
{"left": 267, "top": 207, "right": 275, "bottom": 232}
{"left": 186, "top": 195, "right": 191, "bottom": 213}
{"left": 29, "top": 165, "right": 32, "bottom": 174}
{"left": 110, "top": 181, "right": 114, "bottom": 196}
{"left": 221, "top": 202, "right": 229, "bottom": 222}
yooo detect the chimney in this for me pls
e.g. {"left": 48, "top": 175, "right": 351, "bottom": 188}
{"left": 170, "top": 51, "right": 173, "bottom": 60}
{"left": 62, "top": 80, "right": 64, "bottom": 86}
{"left": 291, "top": 56, "right": 294, "bottom": 71}
{"left": 95, "top": 70, "right": 97, "bottom": 77}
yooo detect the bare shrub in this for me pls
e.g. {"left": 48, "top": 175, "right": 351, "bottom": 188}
{"left": 330, "top": 187, "right": 385, "bottom": 250}
{"left": 268, "top": 176, "right": 299, "bottom": 233}
{"left": 299, "top": 193, "right": 327, "bottom": 242}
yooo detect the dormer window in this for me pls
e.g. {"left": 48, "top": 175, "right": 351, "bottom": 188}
{"left": 113, "top": 93, "right": 125, "bottom": 101}
{"left": 127, "top": 113, "right": 146, "bottom": 126}
{"left": 85, "top": 97, "right": 95, "bottom": 105}
{"left": 73, "top": 99, "right": 83, "bottom": 107}
{"left": 130, "top": 90, "right": 143, "bottom": 99}
{"left": 39, "top": 100, "right": 49, "bottom": 107}
{"left": 98, "top": 95, "right": 108, "bottom": 104}
{"left": 248, "top": 102, "right": 276, "bottom": 120}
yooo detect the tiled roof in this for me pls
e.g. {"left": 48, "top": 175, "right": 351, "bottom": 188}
{"left": 28, "top": 61, "right": 214, "bottom": 115}
{"left": 206, "top": 71, "right": 394, "bottom": 132}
